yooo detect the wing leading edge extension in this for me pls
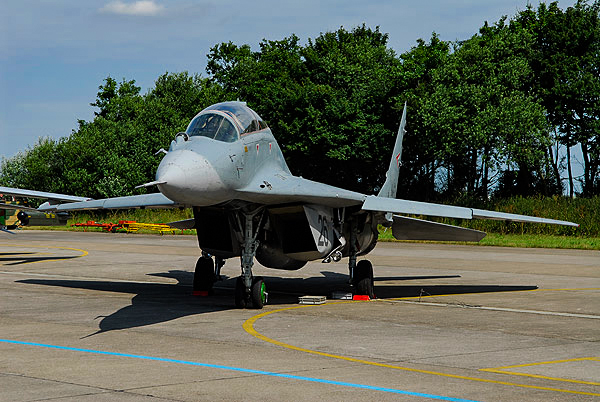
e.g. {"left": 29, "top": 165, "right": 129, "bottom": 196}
{"left": 236, "top": 170, "right": 366, "bottom": 208}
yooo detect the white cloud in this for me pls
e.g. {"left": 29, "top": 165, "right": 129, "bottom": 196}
{"left": 101, "top": 1, "right": 164, "bottom": 16}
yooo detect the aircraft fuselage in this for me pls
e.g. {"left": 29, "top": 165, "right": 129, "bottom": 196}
{"left": 157, "top": 129, "right": 289, "bottom": 206}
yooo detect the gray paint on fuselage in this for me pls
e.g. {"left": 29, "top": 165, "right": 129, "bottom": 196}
{"left": 156, "top": 127, "right": 297, "bottom": 207}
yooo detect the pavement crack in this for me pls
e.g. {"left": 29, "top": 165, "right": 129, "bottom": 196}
{"left": 404, "top": 340, "right": 598, "bottom": 367}
{"left": 1, "top": 372, "right": 184, "bottom": 402}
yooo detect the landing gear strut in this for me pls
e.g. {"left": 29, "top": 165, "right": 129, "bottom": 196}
{"left": 347, "top": 217, "right": 375, "bottom": 299}
{"left": 234, "top": 208, "right": 268, "bottom": 309}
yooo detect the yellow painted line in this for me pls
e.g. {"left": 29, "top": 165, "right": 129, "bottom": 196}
{"left": 243, "top": 303, "right": 600, "bottom": 396}
{"left": 481, "top": 358, "right": 600, "bottom": 386}
{"left": 0, "top": 243, "right": 88, "bottom": 265}
{"left": 490, "top": 357, "right": 600, "bottom": 369}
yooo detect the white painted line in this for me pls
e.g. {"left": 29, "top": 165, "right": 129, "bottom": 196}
{"left": 387, "top": 300, "right": 600, "bottom": 319}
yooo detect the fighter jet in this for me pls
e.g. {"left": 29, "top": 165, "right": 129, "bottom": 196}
{"left": 0, "top": 101, "right": 578, "bottom": 308}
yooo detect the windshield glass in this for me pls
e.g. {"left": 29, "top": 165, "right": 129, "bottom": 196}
{"left": 204, "top": 102, "right": 268, "bottom": 134}
{"left": 186, "top": 113, "right": 238, "bottom": 142}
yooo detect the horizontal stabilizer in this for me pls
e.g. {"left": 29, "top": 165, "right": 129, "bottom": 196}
{"left": 166, "top": 218, "right": 196, "bottom": 230}
{"left": 392, "top": 215, "right": 486, "bottom": 242}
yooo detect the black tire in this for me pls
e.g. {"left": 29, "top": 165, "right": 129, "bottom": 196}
{"left": 353, "top": 260, "right": 374, "bottom": 298}
{"left": 235, "top": 276, "right": 247, "bottom": 308}
{"left": 251, "top": 277, "right": 267, "bottom": 309}
{"left": 193, "top": 257, "right": 215, "bottom": 294}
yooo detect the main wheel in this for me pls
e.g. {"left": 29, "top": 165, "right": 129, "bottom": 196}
{"left": 193, "top": 257, "right": 215, "bottom": 296}
{"left": 251, "top": 277, "right": 267, "bottom": 309}
{"left": 353, "top": 260, "right": 374, "bottom": 298}
{"left": 235, "top": 276, "right": 247, "bottom": 308}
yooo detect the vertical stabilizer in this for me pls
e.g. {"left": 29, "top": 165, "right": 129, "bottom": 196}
{"left": 377, "top": 102, "right": 406, "bottom": 199}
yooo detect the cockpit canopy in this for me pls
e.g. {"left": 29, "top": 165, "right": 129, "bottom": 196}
{"left": 186, "top": 101, "right": 268, "bottom": 142}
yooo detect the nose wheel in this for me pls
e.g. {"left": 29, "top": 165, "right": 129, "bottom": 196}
{"left": 235, "top": 276, "right": 268, "bottom": 309}
{"left": 235, "top": 207, "right": 268, "bottom": 309}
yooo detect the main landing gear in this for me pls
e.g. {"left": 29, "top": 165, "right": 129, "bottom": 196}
{"left": 347, "top": 217, "right": 375, "bottom": 299}
{"left": 352, "top": 260, "right": 374, "bottom": 298}
{"left": 192, "top": 253, "right": 225, "bottom": 296}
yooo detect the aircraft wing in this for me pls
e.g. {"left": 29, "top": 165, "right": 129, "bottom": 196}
{"left": 237, "top": 174, "right": 577, "bottom": 227}
{"left": 38, "top": 193, "right": 181, "bottom": 212}
{"left": 363, "top": 195, "right": 472, "bottom": 219}
{"left": 1, "top": 186, "right": 180, "bottom": 212}
{"left": 362, "top": 195, "right": 578, "bottom": 227}
{"left": 0, "top": 186, "right": 91, "bottom": 203}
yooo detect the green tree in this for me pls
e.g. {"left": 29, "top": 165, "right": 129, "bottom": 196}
{"left": 0, "top": 72, "right": 226, "bottom": 199}
{"left": 90, "top": 77, "right": 142, "bottom": 120}
{"left": 0, "top": 138, "right": 64, "bottom": 195}
{"left": 396, "top": 33, "right": 450, "bottom": 200}
{"left": 422, "top": 19, "right": 550, "bottom": 200}
{"left": 515, "top": 0, "right": 600, "bottom": 196}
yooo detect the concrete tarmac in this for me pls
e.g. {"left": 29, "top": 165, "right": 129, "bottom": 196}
{"left": 1, "top": 230, "right": 598, "bottom": 401}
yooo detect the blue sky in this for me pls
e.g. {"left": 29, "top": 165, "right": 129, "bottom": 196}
{"left": 1, "top": 0, "right": 579, "bottom": 163}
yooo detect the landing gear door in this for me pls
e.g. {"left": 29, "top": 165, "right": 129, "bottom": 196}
{"left": 303, "top": 205, "right": 335, "bottom": 257}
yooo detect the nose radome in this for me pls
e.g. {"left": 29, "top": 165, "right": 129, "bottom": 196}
{"left": 156, "top": 149, "right": 228, "bottom": 205}
{"left": 156, "top": 162, "right": 185, "bottom": 192}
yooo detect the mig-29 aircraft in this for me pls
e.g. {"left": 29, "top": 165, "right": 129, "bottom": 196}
{"left": 0, "top": 101, "right": 578, "bottom": 308}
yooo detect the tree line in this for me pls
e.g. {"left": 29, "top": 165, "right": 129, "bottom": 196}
{"left": 1, "top": 1, "right": 598, "bottom": 203}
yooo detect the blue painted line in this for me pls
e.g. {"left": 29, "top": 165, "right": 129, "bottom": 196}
{"left": 1, "top": 338, "right": 480, "bottom": 402}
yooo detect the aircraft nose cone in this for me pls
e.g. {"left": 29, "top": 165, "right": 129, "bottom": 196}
{"left": 156, "top": 163, "right": 185, "bottom": 192}
{"left": 156, "top": 149, "right": 228, "bottom": 205}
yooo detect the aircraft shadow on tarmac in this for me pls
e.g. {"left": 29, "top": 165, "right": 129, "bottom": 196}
{"left": 17, "top": 270, "right": 537, "bottom": 336}
{"left": 0, "top": 252, "right": 80, "bottom": 266}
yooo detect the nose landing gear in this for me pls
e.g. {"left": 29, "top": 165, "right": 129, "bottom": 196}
{"left": 234, "top": 207, "right": 268, "bottom": 309}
